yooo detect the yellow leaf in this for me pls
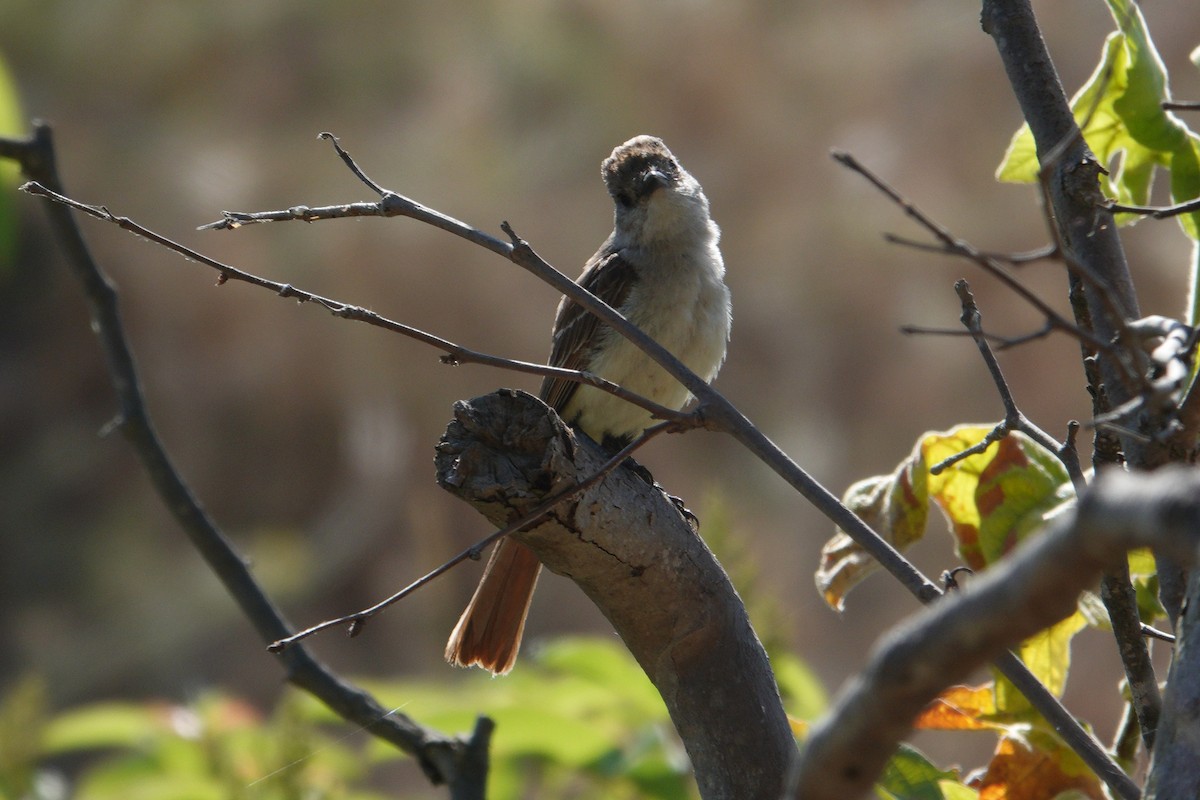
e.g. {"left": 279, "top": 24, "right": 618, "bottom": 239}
{"left": 818, "top": 425, "right": 1069, "bottom": 608}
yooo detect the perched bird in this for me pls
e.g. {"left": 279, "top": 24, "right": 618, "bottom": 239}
{"left": 445, "top": 135, "right": 732, "bottom": 673}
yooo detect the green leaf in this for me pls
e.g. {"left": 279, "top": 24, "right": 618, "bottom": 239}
{"left": 0, "top": 49, "right": 25, "bottom": 278}
{"left": 876, "top": 743, "right": 960, "bottom": 800}
{"left": 995, "top": 0, "right": 1200, "bottom": 239}
{"left": 993, "top": 612, "right": 1087, "bottom": 716}
{"left": 996, "top": 33, "right": 1129, "bottom": 185}
{"left": 359, "top": 638, "right": 696, "bottom": 797}
{"left": 1015, "top": 611, "right": 1087, "bottom": 699}
{"left": 772, "top": 653, "right": 828, "bottom": 722}
{"left": 938, "top": 780, "right": 981, "bottom": 800}
{"left": 486, "top": 705, "right": 619, "bottom": 766}
{"left": 0, "top": 676, "right": 47, "bottom": 798}
{"left": 1128, "top": 548, "right": 1167, "bottom": 624}
{"left": 42, "top": 702, "right": 168, "bottom": 753}
{"left": 534, "top": 637, "right": 667, "bottom": 719}
{"left": 1170, "top": 136, "right": 1200, "bottom": 239}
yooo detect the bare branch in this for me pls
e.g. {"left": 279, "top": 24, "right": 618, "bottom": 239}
{"left": 1141, "top": 623, "right": 1176, "bottom": 643}
{"left": 943, "top": 279, "right": 1086, "bottom": 488}
{"left": 20, "top": 180, "right": 692, "bottom": 428}
{"left": 885, "top": 232, "right": 1059, "bottom": 265}
{"left": 5, "top": 123, "right": 480, "bottom": 792}
{"left": 832, "top": 150, "right": 1112, "bottom": 356}
{"left": 1109, "top": 197, "right": 1200, "bottom": 220}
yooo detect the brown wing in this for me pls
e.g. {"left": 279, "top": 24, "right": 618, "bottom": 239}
{"left": 539, "top": 246, "right": 639, "bottom": 413}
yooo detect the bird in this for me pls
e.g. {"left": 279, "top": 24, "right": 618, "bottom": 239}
{"left": 445, "top": 135, "right": 732, "bottom": 674}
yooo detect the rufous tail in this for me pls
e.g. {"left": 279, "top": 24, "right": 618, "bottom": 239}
{"left": 445, "top": 538, "right": 542, "bottom": 674}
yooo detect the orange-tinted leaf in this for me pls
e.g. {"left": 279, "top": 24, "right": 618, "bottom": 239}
{"left": 977, "top": 733, "right": 1104, "bottom": 800}
{"left": 914, "top": 684, "right": 999, "bottom": 731}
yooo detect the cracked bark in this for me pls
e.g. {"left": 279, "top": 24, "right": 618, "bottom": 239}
{"left": 435, "top": 389, "right": 794, "bottom": 800}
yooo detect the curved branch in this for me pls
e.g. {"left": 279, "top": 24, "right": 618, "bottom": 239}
{"left": 789, "top": 467, "right": 1200, "bottom": 800}
{"left": 5, "top": 123, "right": 482, "bottom": 794}
{"left": 434, "top": 389, "right": 795, "bottom": 800}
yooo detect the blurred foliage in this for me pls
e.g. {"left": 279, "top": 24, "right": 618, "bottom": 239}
{"left": 0, "top": 46, "right": 22, "bottom": 275}
{"left": 2, "top": 673, "right": 379, "bottom": 800}
{"left": 2, "top": 638, "right": 825, "bottom": 799}
{"left": 876, "top": 744, "right": 976, "bottom": 800}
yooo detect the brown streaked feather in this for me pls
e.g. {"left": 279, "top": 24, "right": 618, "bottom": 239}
{"left": 539, "top": 246, "right": 639, "bottom": 414}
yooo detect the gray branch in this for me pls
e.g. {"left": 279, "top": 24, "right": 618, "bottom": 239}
{"left": 434, "top": 389, "right": 795, "bottom": 800}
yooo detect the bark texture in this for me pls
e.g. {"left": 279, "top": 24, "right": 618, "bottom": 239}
{"left": 435, "top": 389, "right": 794, "bottom": 800}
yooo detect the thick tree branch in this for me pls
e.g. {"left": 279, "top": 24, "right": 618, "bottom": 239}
{"left": 4, "top": 122, "right": 483, "bottom": 795}
{"left": 980, "top": 1, "right": 1185, "bottom": 763}
{"left": 789, "top": 467, "right": 1200, "bottom": 800}
{"left": 434, "top": 389, "right": 795, "bottom": 800}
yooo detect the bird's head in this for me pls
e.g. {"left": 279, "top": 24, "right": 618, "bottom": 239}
{"left": 602, "top": 135, "right": 713, "bottom": 246}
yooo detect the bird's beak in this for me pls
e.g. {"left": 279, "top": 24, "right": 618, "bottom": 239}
{"left": 641, "top": 167, "right": 669, "bottom": 194}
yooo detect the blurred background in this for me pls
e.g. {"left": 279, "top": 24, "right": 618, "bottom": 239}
{"left": 1, "top": 0, "right": 1197, "bottom": 790}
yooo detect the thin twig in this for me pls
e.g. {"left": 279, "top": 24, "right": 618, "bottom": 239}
{"left": 1109, "top": 197, "right": 1200, "bottom": 220}
{"left": 269, "top": 421, "right": 674, "bottom": 650}
{"left": 832, "top": 151, "right": 1111, "bottom": 356}
{"left": 20, "top": 181, "right": 691, "bottom": 429}
{"left": 1141, "top": 623, "right": 1176, "bottom": 643}
{"left": 201, "top": 133, "right": 726, "bottom": 414}
{"left": 885, "top": 232, "right": 1059, "bottom": 264}
{"left": 930, "top": 280, "right": 1083, "bottom": 488}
